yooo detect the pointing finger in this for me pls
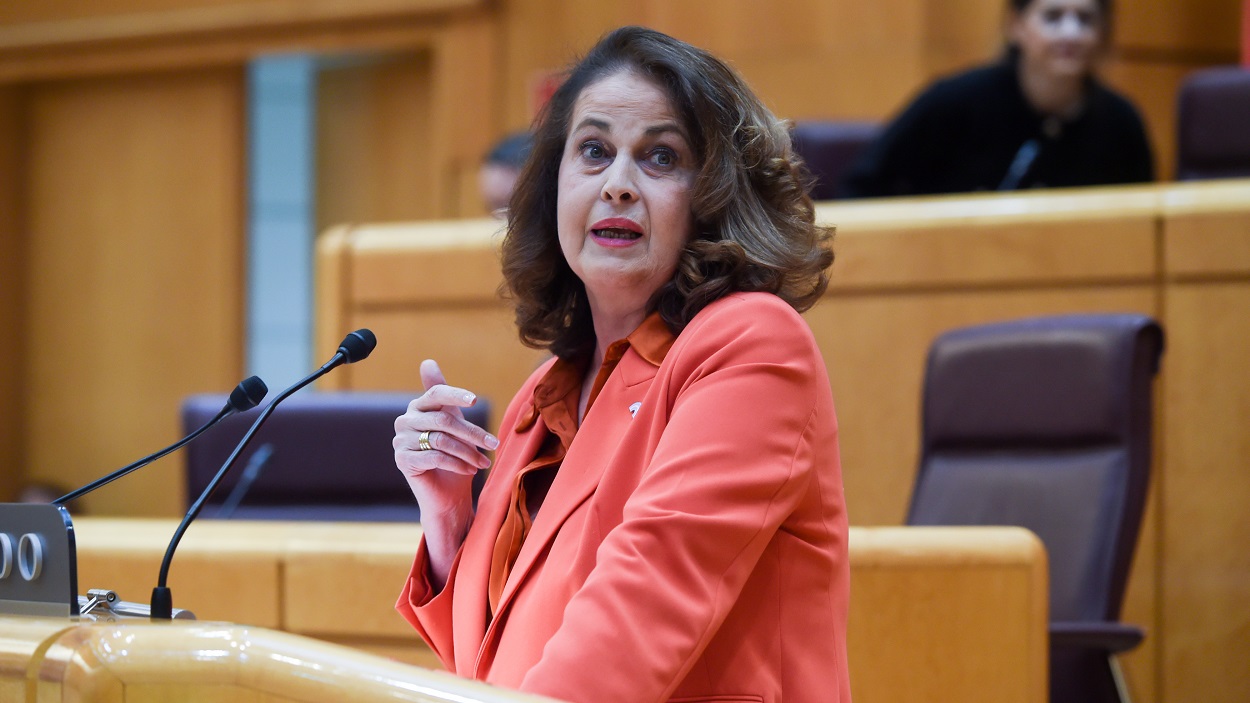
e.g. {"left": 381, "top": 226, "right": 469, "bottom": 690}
{"left": 419, "top": 359, "right": 467, "bottom": 419}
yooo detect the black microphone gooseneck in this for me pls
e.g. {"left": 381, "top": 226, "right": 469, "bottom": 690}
{"left": 53, "top": 376, "right": 269, "bottom": 506}
{"left": 150, "top": 329, "right": 377, "bottom": 620}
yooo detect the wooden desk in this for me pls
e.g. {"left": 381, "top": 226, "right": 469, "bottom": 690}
{"left": 72, "top": 518, "right": 1047, "bottom": 703}
{"left": 72, "top": 518, "right": 433, "bottom": 666}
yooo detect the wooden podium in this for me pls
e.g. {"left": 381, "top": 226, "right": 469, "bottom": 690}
{"left": 0, "top": 505, "right": 551, "bottom": 701}
{"left": 0, "top": 615, "right": 557, "bottom": 702}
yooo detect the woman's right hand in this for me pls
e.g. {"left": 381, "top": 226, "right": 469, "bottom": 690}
{"left": 394, "top": 359, "right": 499, "bottom": 587}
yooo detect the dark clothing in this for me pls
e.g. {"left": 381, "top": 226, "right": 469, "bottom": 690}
{"left": 842, "top": 60, "right": 1154, "bottom": 198}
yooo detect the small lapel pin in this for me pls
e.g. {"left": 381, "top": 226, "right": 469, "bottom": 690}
{"left": 628, "top": 401, "right": 641, "bottom": 418}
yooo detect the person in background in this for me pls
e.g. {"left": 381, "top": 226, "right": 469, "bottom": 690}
{"left": 478, "top": 131, "right": 533, "bottom": 217}
{"left": 843, "top": 0, "right": 1153, "bottom": 198}
{"left": 393, "top": 26, "right": 850, "bottom": 703}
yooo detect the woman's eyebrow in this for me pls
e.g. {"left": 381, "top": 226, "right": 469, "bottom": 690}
{"left": 572, "top": 117, "right": 610, "bottom": 133}
{"left": 645, "top": 122, "right": 689, "bottom": 141}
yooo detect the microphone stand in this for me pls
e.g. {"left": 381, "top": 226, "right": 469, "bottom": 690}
{"left": 151, "top": 330, "right": 375, "bottom": 619}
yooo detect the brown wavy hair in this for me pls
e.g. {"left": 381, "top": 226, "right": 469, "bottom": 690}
{"left": 500, "top": 26, "right": 834, "bottom": 360}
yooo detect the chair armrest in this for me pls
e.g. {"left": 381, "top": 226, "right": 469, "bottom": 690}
{"left": 1050, "top": 621, "right": 1144, "bottom": 654}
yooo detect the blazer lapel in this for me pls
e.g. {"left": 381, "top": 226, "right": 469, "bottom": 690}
{"left": 489, "top": 349, "right": 661, "bottom": 621}
{"left": 461, "top": 402, "right": 548, "bottom": 671}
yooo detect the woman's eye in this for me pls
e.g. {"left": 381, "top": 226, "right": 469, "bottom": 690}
{"left": 581, "top": 142, "right": 607, "bottom": 160}
{"left": 650, "top": 149, "right": 676, "bottom": 167}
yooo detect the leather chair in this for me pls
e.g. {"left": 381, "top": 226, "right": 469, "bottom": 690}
{"left": 181, "top": 391, "right": 491, "bottom": 522}
{"left": 906, "top": 314, "right": 1164, "bottom": 703}
{"left": 1176, "top": 66, "right": 1250, "bottom": 180}
{"left": 789, "top": 120, "right": 880, "bottom": 200}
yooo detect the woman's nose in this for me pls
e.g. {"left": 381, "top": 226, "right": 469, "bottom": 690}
{"left": 1054, "top": 12, "right": 1088, "bottom": 38}
{"left": 601, "top": 159, "right": 638, "bottom": 203}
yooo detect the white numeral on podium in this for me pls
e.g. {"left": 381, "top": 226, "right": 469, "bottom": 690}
{"left": 0, "top": 532, "right": 45, "bottom": 581}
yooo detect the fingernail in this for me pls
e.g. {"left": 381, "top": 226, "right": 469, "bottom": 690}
{"left": 463, "top": 392, "right": 476, "bottom": 404}
{"left": 484, "top": 434, "right": 500, "bottom": 450}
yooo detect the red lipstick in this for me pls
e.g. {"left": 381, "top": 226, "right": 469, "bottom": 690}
{"left": 589, "top": 218, "right": 644, "bottom": 247}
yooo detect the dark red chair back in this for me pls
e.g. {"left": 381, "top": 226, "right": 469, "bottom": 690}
{"left": 790, "top": 120, "right": 880, "bottom": 200}
{"left": 1177, "top": 66, "right": 1250, "bottom": 180}
{"left": 908, "top": 314, "right": 1164, "bottom": 703}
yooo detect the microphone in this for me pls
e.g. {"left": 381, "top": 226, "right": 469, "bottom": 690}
{"left": 53, "top": 376, "right": 268, "bottom": 507}
{"left": 150, "top": 329, "right": 377, "bottom": 619}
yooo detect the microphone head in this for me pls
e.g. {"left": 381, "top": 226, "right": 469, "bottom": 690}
{"left": 227, "top": 375, "right": 269, "bottom": 412}
{"left": 337, "top": 329, "right": 377, "bottom": 364}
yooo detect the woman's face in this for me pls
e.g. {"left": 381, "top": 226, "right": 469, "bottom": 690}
{"left": 556, "top": 70, "right": 697, "bottom": 315}
{"left": 1009, "top": 0, "right": 1104, "bottom": 79}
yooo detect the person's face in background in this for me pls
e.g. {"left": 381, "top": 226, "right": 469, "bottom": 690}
{"left": 479, "top": 162, "right": 522, "bottom": 218}
{"left": 556, "top": 70, "right": 696, "bottom": 314}
{"left": 1009, "top": 0, "right": 1105, "bottom": 80}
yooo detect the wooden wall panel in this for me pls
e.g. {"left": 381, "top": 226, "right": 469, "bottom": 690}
{"left": 0, "top": 86, "right": 23, "bottom": 502}
{"left": 649, "top": 0, "right": 948, "bottom": 119}
{"left": 495, "top": 0, "right": 978, "bottom": 127}
{"left": 1158, "top": 186, "right": 1250, "bottom": 703}
{"left": 428, "top": 13, "right": 503, "bottom": 217}
{"left": 0, "top": 0, "right": 478, "bottom": 46}
{"left": 317, "top": 52, "right": 437, "bottom": 231}
{"left": 1116, "top": 0, "right": 1244, "bottom": 55}
{"left": 315, "top": 12, "right": 499, "bottom": 226}
{"left": 1161, "top": 282, "right": 1250, "bottom": 703}
{"left": 24, "top": 68, "right": 245, "bottom": 516}
{"left": 497, "top": 0, "right": 613, "bottom": 130}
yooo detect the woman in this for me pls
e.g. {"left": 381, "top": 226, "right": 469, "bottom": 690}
{"left": 843, "top": 0, "right": 1153, "bottom": 198}
{"left": 394, "top": 26, "right": 850, "bottom": 703}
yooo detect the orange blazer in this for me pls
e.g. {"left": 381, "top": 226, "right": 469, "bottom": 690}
{"left": 397, "top": 292, "right": 851, "bottom": 703}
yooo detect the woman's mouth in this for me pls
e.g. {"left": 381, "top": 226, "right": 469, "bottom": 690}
{"left": 590, "top": 218, "right": 644, "bottom": 244}
{"left": 593, "top": 227, "right": 642, "bottom": 240}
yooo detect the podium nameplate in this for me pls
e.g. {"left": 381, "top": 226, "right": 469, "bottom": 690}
{"left": 0, "top": 503, "right": 78, "bottom": 617}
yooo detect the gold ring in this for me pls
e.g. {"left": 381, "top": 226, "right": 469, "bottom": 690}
{"left": 418, "top": 430, "right": 433, "bottom": 451}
